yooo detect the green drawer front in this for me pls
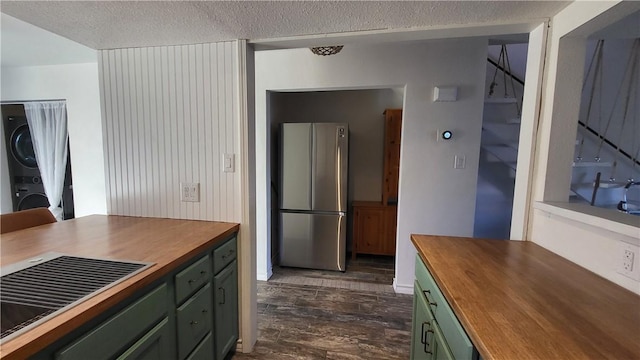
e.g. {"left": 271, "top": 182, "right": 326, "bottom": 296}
{"left": 213, "top": 236, "right": 237, "bottom": 274}
{"left": 415, "top": 255, "right": 474, "bottom": 360}
{"left": 433, "top": 319, "right": 455, "bottom": 360}
{"left": 116, "top": 317, "right": 171, "bottom": 360}
{"left": 415, "top": 255, "right": 441, "bottom": 318}
{"left": 177, "top": 283, "right": 213, "bottom": 360}
{"left": 186, "top": 332, "right": 214, "bottom": 360}
{"left": 411, "top": 281, "right": 435, "bottom": 360}
{"left": 56, "top": 284, "right": 168, "bottom": 360}
{"left": 175, "top": 255, "right": 211, "bottom": 305}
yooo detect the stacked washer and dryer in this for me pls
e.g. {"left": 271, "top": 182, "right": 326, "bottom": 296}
{"left": 2, "top": 105, "right": 74, "bottom": 219}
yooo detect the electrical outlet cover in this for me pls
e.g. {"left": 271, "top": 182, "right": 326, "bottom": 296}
{"left": 617, "top": 243, "right": 640, "bottom": 281}
{"left": 180, "top": 182, "right": 200, "bottom": 202}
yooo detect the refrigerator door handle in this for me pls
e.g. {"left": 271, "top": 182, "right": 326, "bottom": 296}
{"left": 310, "top": 124, "right": 315, "bottom": 210}
{"left": 336, "top": 127, "right": 343, "bottom": 212}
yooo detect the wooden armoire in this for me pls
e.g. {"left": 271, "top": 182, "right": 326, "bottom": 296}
{"left": 352, "top": 109, "right": 402, "bottom": 259}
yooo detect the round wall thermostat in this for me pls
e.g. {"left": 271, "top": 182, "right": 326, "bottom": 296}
{"left": 442, "top": 130, "right": 453, "bottom": 140}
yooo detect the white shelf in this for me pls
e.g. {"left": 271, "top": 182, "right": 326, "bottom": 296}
{"left": 534, "top": 202, "right": 640, "bottom": 240}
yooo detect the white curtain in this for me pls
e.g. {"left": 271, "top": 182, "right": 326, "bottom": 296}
{"left": 24, "top": 101, "right": 69, "bottom": 221}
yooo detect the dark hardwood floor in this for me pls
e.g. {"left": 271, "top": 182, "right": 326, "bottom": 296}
{"left": 233, "top": 255, "right": 413, "bottom": 359}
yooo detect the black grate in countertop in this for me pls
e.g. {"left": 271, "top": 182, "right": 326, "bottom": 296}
{"left": 1, "top": 255, "right": 152, "bottom": 340}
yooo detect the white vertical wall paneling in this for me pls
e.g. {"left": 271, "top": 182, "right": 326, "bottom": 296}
{"left": 212, "top": 43, "right": 221, "bottom": 220}
{"left": 151, "top": 47, "right": 161, "bottom": 218}
{"left": 141, "top": 48, "right": 152, "bottom": 217}
{"left": 122, "top": 49, "right": 133, "bottom": 215}
{"left": 228, "top": 41, "right": 238, "bottom": 220}
{"left": 196, "top": 44, "right": 206, "bottom": 221}
{"left": 175, "top": 46, "right": 185, "bottom": 217}
{"left": 165, "top": 46, "right": 175, "bottom": 218}
{"left": 98, "top": 52, "right": 112, "bottom": 214}
{"left": 99, "top": 41, "right": 240, "bottom": 221}
{"left": 135, "top": 48, "right": 147, "bottom": 216}
{"left": 113, "top": 50, "right": 125, "bottom": 215}
{"left": 131, "top": 49, "right": 141, "bottom": 216}
{"left": 218, "top": 43, "right": 227, "bottom": 217}
{"left": 203, "top": 44, "right": 213, "bottom": 219}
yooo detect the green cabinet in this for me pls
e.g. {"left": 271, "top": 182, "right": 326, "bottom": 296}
{"left": 432, "top": 320, "right": 454, "bottom": 360}
{"left": 44, "top": 233, "right": 239, "bottom": 360}
{"left": 214, "top": 259, "right": 238, "bottom": 360}
{"left": 186, "top": 333, "right": 214, "bottom": 360}
{"left": 412, "top": 255, "right": 477, "bottom": 360}
{"left": 179, "top": 235, "right": 239, "bottom": 360}
{"left": 116, "top": 317, "right": 171, "bottom": 360}
{"left": 411, "top": 282, "right": 434, "bottom": 359}
{"left": 56, "top": 284, "right": 168, "bottom": 360}
{"left": 177, "top": 284, "right": 214, "bottom": 359}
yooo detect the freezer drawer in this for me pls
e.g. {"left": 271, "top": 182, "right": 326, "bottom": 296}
{"left": 279, "top": 212, "right": 346, "bottom": 271}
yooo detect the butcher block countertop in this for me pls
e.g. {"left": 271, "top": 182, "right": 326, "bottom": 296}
{"left": 0, "top": 215, "right": 239, "bottom": 360}
{"left": 411, "top": 234, "right": 640, "bottom": 360}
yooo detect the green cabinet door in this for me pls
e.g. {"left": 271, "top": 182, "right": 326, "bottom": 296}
{"left": 116, "top": 318, "right": 171, "bottom": 360}
{"left": 432, "top": 320, "right": 455, "bottom": 360}
{"left": 213, "top": 260, "right": 238, "bottom": 359}
{"left": 411, "top": 282, "right": 435, "bottom": 360}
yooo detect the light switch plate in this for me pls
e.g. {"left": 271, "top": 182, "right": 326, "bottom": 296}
{"left": 617, "top": 242, "right": 640, "bottom": 281}
{"left": 224, "top": 153, "right": 235, "bottom": 173}
{"left": 454, "top": 155, "right": 466, "bottom": 169}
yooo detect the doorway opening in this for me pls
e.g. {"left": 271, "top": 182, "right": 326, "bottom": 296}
{"left": 474, "top": 43, "right": 529, "bottom": 239}
{"left": 267, "top": 88, "right": 403, "bottom": 291}
{"left": 1, "top": 103, "right": 74, "bottom": 219}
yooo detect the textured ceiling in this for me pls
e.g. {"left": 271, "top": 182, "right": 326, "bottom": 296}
{"left": 0, "top": 1, "right": 571, "bottom": 50}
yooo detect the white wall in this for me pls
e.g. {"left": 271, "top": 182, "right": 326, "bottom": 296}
{"left": 255, "top": 40, "right": 488, "bottom": 290}
{"left": 529, "top": 0, "right": 640, "bottom": 294}
{"left": 98, "top": 42, "right": 241, "bottom": 222}
{"left": 1, "top": 63, "right": 107, "bottom": 217}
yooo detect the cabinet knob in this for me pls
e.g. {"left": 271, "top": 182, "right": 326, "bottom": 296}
{"left": 190, "top": 320, "right": 199, "bottom": 325}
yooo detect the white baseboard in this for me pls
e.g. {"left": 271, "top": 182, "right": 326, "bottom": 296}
{"left": 257, "top": 266, "right": 273, "bottom": 281}
{"left": 393, "top": 279, "right": 414, "bottom": 295}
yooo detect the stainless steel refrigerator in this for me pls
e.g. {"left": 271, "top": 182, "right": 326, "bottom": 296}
{"left": 279, "top": 123, "right": 348, "bottom": 271}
